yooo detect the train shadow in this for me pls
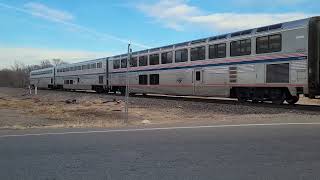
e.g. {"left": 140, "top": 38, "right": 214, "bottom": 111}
{"left": 130, "top": 94, "right": 320, "bottom": 113}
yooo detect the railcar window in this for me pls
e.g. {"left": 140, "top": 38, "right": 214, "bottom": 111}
{"left": 256, "top": 34, "right": 281, "bottom": 54}
{"left": 31, "top": 70, "right": 53, "bottom": 76}
{"left": 191, "top": 46, "right": 206, "bottom": 61}
{"left": 77, "top": 66, "right": 82, "bottom": 71}
{"left": 97, "top": 62, "right": 102, "bottom": 68}
{"left": 130, "top": 57, "right": 138, "bottom": 67}
{"left": 196, "top": 71, "right": 201, "bottom": 81}
{"left": 266, "top": 63, "right": 289, "bottom": 83}
{"left": 99, "top": 76, "right": 104, "bottom": 84}
{"left": 87, "top": 64, "right": 91, "bottom": 69}
{"left": 139, "top": 56, "right": 148, "bottom": 66}
{"left": 113, "top": 60, "right": 120, "bottom": 69}
{"left": 150, "top": 74, "right": 160, "bottom": 85}
{"left": 175, "top": 49, "right": 188, "bottom": 63}
{"left": 139, "top": 75, "right": 148, "bottom": 85}
{"left": 230, "top": 39, "right": 251, "bottom": 56}
{"left": 161, "top": 52, "right": 173, "bottom": 64}
{"left": 150, "top": 54, "right": 160, "bottom": 65}
{"left": 82, "top": 65, "right": 87, "bottom": 70}
{"left": 209, "top": 43, "right": 226, "bottom": 59}
{"left": 256, "top": 36, "right": 269, "bottom": 53}
{"left": 121, "top": 58, "right": 127, "bottom": 68}
{"left": 269, "top": 34, "right": 282, "bottom": 52}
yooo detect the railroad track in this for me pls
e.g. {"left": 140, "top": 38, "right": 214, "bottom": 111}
{"left": 42, "top": 89, "right": 320, "bottom": 113}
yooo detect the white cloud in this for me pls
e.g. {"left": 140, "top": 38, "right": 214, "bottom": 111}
{"left": 189, "top": 13, "right": 313, "bottom": 31}
{"left": 0, "top": 46, "right": 112, "bottom": 69}
{"left": 137, "top": 0, "right": 201, "bottom": 31}
{"left": 0, "top": 2, "right": 149, "bottom": 48}
{"left": 24, "top": 2, "right": 74, "bottom": 22}
{"left": 137, "top": 0, "right": 316, "bottom": 32}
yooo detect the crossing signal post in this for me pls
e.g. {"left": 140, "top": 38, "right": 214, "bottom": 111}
{"left": 124, "top": 44, "right": 132, "bottom": 123}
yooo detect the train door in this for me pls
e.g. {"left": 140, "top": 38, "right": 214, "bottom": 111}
{"left": 193, "top": 68, "right": 204, "bottom": 95}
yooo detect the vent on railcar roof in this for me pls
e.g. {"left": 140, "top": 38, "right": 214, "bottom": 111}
{"left": 231, "top": 32, "right": 241, "bottom": 37}
{"left": 138, "top": 50, "right": 149, "bottom": 54}
{"left": 209, "top": 36, "right": 217, "bottom": 41}
{"left": 161, "top": 45, "right": 174, "bottom": 50}
{"left": 231, "top": 29, "right": 253, "bottom": 37}
{"left": 209, "top": 34, "right": 227, "bottom": 42}
{"left": 257, "top": 23, "right": 282, "bottom": 33}
{"left": 191, "top": 38, "right": 207, "bottom": 44}
{"left": 269, "top": 23, "right": 283, "bottom": 30}
{"left": 149, "top": 48, "right": 160, "bottom": 53}
{"left": 217, "top": 35, "right": 228, "bottom": 39}
{"left": 175, "top": 42, "right": 189, "bottom": 48}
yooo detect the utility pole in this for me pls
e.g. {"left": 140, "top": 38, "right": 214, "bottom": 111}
{"left": 124, "top": 44, "right": 132, "bottom": 123}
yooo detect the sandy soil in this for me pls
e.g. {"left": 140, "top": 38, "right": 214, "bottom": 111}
{"left": 1, "top": 87, "right": 320, "bottom": 130}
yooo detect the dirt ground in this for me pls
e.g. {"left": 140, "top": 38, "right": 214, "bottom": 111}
{"left": 1, "top": 87, "right": 320, "bottom": 130}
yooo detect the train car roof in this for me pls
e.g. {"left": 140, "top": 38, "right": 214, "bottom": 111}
{"left": 30, "top": 67, "right": 54, "bottom": 73}
{"left": 108, "top": 16, "right": 314, "bottom": 59}
{"left": 55, "top": 57, "right": 108, "bottom": 69}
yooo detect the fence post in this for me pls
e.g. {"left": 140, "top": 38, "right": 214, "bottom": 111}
{"left": 29, "top": 85, "right": 32, "bottom": 95}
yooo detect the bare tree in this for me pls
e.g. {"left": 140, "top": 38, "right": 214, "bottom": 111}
{"left": 52, "top": 59, "right": 68, "bottom": 66}
{"left": 40, "top": 60, "right": 53, "bottom": 68}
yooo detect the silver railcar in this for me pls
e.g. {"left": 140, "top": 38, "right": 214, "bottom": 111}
{"left": 109, "top": 17, "right": 320, "bottom": 104}
{"left": 54, "top": 58, "right": 108, "bottom": 92}
{"left": 30, "top": 67, "right": 55, "bottom": 89}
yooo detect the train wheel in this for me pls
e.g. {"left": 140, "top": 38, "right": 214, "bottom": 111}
{"left": 286, "top": 96, "right": 299, "bottom": 105}
{"left": 236, "top": 88, "right": 248, "bottom": 103}
{"left": 270, "top": 89, "right": 285, "bottom": 105}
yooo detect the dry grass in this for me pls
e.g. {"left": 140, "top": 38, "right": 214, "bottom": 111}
{"left": 1, "top": 87, "right": 320, "bottom": 130}
{"left": 0, "top": 96, "right": 144, "bottom": 129}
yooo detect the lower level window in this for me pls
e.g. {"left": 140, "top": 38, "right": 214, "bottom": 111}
{"left": 99, "top": 76, "right": 103, "bottom": 84}
{"left": 266, "top": 63, "right": 289, "bottom": 83}
{"left": 139, "top": 75, "right": 148, "bottom": 85}
{"left": 150, "top": 74, "right": 159, "bottom": 85}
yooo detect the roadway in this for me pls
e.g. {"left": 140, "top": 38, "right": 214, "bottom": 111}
{"left": 0, "top": 123, "right": 320, "bottom": 180}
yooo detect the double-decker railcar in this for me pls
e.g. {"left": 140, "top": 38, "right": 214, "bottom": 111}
{"left": 54, "top": 58, "right": 108, "bottom": 92}
{"left": 30, "top": 67, "right": 55, "bottom": 89}
{"left": 109, "top": 17, "right": 320, "bottom": 104}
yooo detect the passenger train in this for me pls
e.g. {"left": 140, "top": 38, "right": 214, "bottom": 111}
{"left": 30, "top": 17, "right": 320, "bottom": 104}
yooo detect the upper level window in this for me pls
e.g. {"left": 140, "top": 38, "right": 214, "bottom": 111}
{"left": 257, "top": 34, "right": 282, "bottom": 54}
{"left": 191, "top": 46, "right": 206, "bottom": 61}
{"left": 230, "top": 39, "right": 251, "bottom": 56}
{"left": 121, "top": 58, "right": 127, "bottom": 68}
{"left": 209, "top": 43, "right": 226, "bottom": 59}
{"left": 149, "top": 54, "right": 160, "bottom": 65}
{"left": 113, "top": 60, "right": 120, "bottom": 69}
{"left": 97, "top": 62, "right": 102, "bottom": 68}
{"left": 130, "top": 57, "right": 138, "bottom": 67}
{"left": 91, "top": 63, "right": 96, "bottom": 69}
{"left": 175, "top": 49, "right": 188, "bottom": 63}
{"left": 161, "top": 51, "right": 173, "bottom": 64}
{"left": 139, "top": 56, "right": 148, "bottom": 66}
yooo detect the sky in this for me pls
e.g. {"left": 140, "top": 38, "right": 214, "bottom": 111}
{"left": 0, "top": 0, "right": 319, "bottom": 69}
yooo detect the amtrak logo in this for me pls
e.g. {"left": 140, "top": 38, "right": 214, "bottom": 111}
{"left": 177, "top": 78, "right": 183, "bottom": 83}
